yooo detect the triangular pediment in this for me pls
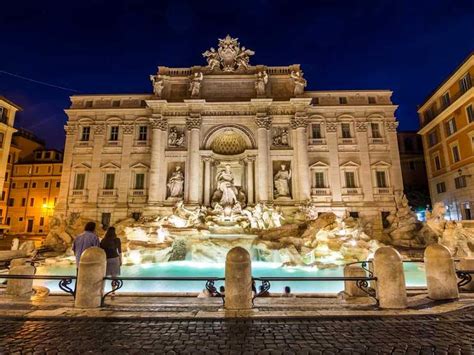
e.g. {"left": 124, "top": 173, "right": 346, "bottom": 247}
{"left": 340, "top": 161, "right": 360, "bottom": 167}
{"left": 72, "top": 162, "right": 91, "bottom": 170}
{"left": 371, "top": 160, "right": 391, "bottom": 167}
{"left": 309, "top": 161, "right": 329, "bottom": 168}
{"left": 100, "top": 162, "right": 121, "bottom": 170}
{"left": 130, "top": 162, "right": 149, "bottom": 169}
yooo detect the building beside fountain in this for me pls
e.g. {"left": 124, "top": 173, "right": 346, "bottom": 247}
{"left": 55, "top": 35, "right": 403, "bottom": 235}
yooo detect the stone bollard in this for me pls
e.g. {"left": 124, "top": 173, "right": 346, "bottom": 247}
{"left": 373, "top": 247, "right": 407, "bottom": 309}
{"left": 343, "top": 265, "right": 367, "bottom": 298}
{"left": 225, "top": 247, "right": 252, "bottom": 310}
{"left": 74, "top": 247, "right": 106, "bottom": 308}
{"left": 6, "top": 259, "right": 35, "bottom": 298}
{"left": 424, "top": 244, "right": 459, "bottom": 300}
{"left": 458, "top": 258, "right": 474, "bottom": 291}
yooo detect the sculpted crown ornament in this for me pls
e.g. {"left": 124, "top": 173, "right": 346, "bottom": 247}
{"left": 202, "top": 35, "right": 255, "bottom": 72}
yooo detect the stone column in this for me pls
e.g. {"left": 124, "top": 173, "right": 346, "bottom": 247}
{"left": 291, "top": 114, "right": 310, "bottom": 202}
{"left": 87, "top": 124, "right": 106, "bottom": 205}
{"left": 424, "top": 244, "right": 459, "bottom": 300}
{"left": 385, "top": 121, "right": 404, "bottom": 193}
{"left": 373, "top": 246, "right": 407, "bottom": 309}
{"left": 117, "top": 124, "right": 134, "bottom": 213}
{"left": 326, "top": 122, "right": 342, "bottom": 201}
{"left": 225, "top": 247, "right": 253, "bottom": 310}
{"left": 203, "top": 157, "right": 212, "bottom": 206}
{"left": 356, "top": 122, "right": 374, "bottom": 200}
{"left": 75, "top": 247, "right": 106, "bottom": 309}
{"left": 55, "top": 124, "right": 77, "bottom": 215}
{"left": 245, "top": 157, "right": 255, "bottom": 205}
{"left": 186, "top": 114, "right": 202, "bottom": 205}
{"left": 148, "top": 116, "right": 167, "bottom": 205}
{"left": 255, "top": 115, "right": 272, "bottom": 203}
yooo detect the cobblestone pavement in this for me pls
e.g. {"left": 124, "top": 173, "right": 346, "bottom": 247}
{"left": 1, "top": 311, "right": 474, "bottom": 354}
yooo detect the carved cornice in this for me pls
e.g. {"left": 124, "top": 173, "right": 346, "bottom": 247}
{"left": 93, "top": 124, "right": 106, "bottom": 135}
{"left": 290, "top": 114, "right": 308, "bottom": 129}
{"left": 64, "top": 124, "right": 77, "bottom": 135}
{"left": 121, "top": 124, "right": 134, "bottom": 135}
{"left": 356, "top": 122, "right": 367, "bottom": 132}
{"left": 326, "top": 122, "right": 337, "bottom": 133}
{"left": 385, "top": 121, "right": 399, "bottom": 132}
{"left": 149, "top": 117, "right": 167, "bottom": 131}
{"left": 255, "top": 115, "right": 272, "bottom": 130}
{"left": 186, "top": 114, "right": 202, "bottom": 130}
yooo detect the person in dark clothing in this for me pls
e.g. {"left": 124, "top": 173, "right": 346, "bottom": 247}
{"left": 99, "top": 227, "right": 122, "bottom": 278}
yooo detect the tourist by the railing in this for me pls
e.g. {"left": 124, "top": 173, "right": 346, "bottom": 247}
{"left": 258, "top": 285, "right": 270, "bottom": 297}
{"left": 218, "top": 285, "right": 225, "bottom": 296}
{"left": 281, "top": 286, "right": 295, "bottom": 298}
{"left": 72, "top": 222, "right": 100, "bottom": 267}
{"left": 197, "top": 288, "right": 212, "bottom": 298}
{"left": 99, "top": 227, "right": 122, "bottom": 290}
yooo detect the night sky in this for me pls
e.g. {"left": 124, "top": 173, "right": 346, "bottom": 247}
{"left": 1, "top": 0, "right": 473, "bottom": 149}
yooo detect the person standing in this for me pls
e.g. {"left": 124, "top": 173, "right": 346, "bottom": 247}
{"left": 99, "top": 226, "right": 122, "bottom": 278}
{"left": 72, "top": 222, "right": 100, "bottom": 266}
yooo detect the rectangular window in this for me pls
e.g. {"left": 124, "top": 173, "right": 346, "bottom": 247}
{"left": 109, "top": 126, "right": 119, "bottom": 141}
{"left": 441, "top": 92, "right": 451, "bottom": 108}
{"left": 452, "top": 145, "right": 461, "bottom": 162}
{"left": 44, "top": 182, "right": 49, "bottom": 188}
{"left": 339, "top": 97, "right": 347, "bottom": 104}
{"left": 30, "top": 198, "right": 34, "bottom": 207}
{"left": 311, "top": 124, "right": 322, "bottom": 139}
{"left": 455, "top": 176, "right": 467, "bottom": 189}
{"left": 6, "top": 217, "right": 10, "bottom": 225}
{"left": 39, "top": 217, "right": 44, "bottom": 226}
{"left": 434, "top": 155, "right": 441, "bottom": 170}
{"left": 0, "top": 132, "right": 4, "bottom": 148}
{"left": 32, "top": 182, "right": 36, "bottom": 188}
{"left": 368, "top": 96, "right": 376, "bottom": 104}
{"left": 459, "top": 74, "right": 472, "bottom": 93}
{"left": 436, "top": 182, "right": 446, "bottom": 194}
{"left": 138, "top": 126, "right": 148, "bottom": 141}
{"left": 376, "top": 171, "right": 387, "bottom": 188}
{"left": 23, "top": 182, "right": 28, "bottom": 188}
{"left": 8, "top": 198, "right": 14, "bottom": 207}
{"left": 428, "top": 131, "right": 438, "bottom": 146}
{"left": 467, "top": 105, "right": 474, "bottom": 123}
{"left": 315, "top": 172, "right": 325, "bottom": 188}
{"left": 345, "top": 171, "right": 356, "bottom": 188}
{"left": 1, "top": 191, "right": 5, "bottom": 201}
{"left": 21, "top": 198, "right": 26, "bottom": 207}
{"left": 104, "top": 173, "right": 115, "bottom": 190}
{"left": 74, "top": 173, "right": 85, "bottom": 190}
{"left": 56, "top": 181, "right": 60, "bottom": 188}
{"left": 44, "top": 152, "right": 51, "bottom": 159}
{"left": 11, "top": 183, "right": 16, "bottom": 189}
{"left": 445, "top": 118, "right": 457, "bottom": 136}
{"left": 341, "top": 123, "right": 351, "bottom": 138}
{"left": 371, "top": 123, "right": 381, "bottom": 138}
{"left": 135, "top": 173, "right": 145, "bottom": 189}
{"left": 81, "top": 127, "right": 91, "bottom": 141}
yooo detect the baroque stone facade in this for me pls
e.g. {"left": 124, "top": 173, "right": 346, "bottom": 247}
{"left": 56, "top": 36, "right": 403, "bottom": 233}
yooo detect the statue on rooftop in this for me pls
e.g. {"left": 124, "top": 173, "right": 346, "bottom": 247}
{"left": 202, "top": 35, "right": 255, "bottom": 72}
{"left": 189, "top": 72, "right": 203, "bottom": 98}
{"left": 290, "top": 70, "right": 307, "bottom": 96}
{"left": 150, "top": 75, "right": 164, "bottom": 98}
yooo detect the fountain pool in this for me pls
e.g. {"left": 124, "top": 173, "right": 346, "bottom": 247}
{"left": 30, "top": 261, "right": 427, "bottom": 294}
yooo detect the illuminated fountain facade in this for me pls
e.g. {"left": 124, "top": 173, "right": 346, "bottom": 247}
{"left": 45, "top": 35, "right": 412, "bottom": 266}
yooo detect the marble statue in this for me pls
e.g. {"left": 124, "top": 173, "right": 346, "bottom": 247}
{"left": 255, "top": 71, "right": 268, "bottom": 96}
{"left": 202, "top": 47, "right": 220, "bottom": 71}
{"left": 272, "top": 128, "right": 289, "bottom": 146}
{"left": 274, "top": 164, "right": 292, "bottom": 198}
{"left": 202, "top": 35, "right": 255, "bottom": 72}
{"left": 168, "top": 127, "right": 185, "bottom": 147}
{"left": 215, "top": 165, "right": 238, "bottom": 206}
{"left": 167, "top": 166, "right": 184, "bottom": 198}
{"left": 150, "top": 75, "right": 164, "bottom": 97}
{"left": 189, "top": 72, "right": 203, "bottom": 98}
{"left": 290, "top": 70, "right": 307, "bottom": 96}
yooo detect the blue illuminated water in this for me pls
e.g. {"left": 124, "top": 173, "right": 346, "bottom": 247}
{"left": 32, "top": 261, "right": 427, "bottom": 294}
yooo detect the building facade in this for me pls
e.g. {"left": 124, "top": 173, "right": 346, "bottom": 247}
{"left": 397, "top": 131, "right": 430, "bottom": 211}
{"left": 6, "top": 149, "right": 63, "bottom": 235}
{"left": 57, "top": 36, "right": 403, "bottom": 233}
{"left": 418, "top": 52, "right": 474, "bottom": 220}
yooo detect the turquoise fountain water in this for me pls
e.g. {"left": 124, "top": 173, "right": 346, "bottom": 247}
{"left": 33, "top": 261, "right": 427, "bottom": 294}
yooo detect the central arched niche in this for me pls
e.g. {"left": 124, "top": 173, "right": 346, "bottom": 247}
{"left": 204, "top": 125, "right": 255, "bottom": 155}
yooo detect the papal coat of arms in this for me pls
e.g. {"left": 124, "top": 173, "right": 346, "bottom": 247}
{"left": 202, "top": 35, "right": 255, "bottom": 72}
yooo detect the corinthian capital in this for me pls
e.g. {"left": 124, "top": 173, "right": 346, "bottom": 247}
{"left": 356, "top": 122, "right": 367, "bottom": 132}
{"left": 290, "top": 114, "right": 308, "bottom": 129}
{"left": 385, "top": 121, "right": 399, "bottom": 132}
{"left": 325, "top": 122, "right": 337, "bottom": 133}
{"left": 64, "top": 124, "right": 77, "bottom": 135}
{"left": 149, "top": 116, "right": 167, "bottom": 131}
{"left": 93, "top": 124, "right": 106, "bottom": 135}
{"left": 255, "top": 115, "right": 272, "bottom": 130}
{"left": 122, "top": 124, "right": 134, "bottom": 135}
{"left": 186, "top": 114, "right": 202, "bottom": 130}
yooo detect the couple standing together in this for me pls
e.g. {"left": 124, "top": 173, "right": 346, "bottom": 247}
{"left": 72, "top": 222, "right": 122, "bottom": 277}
